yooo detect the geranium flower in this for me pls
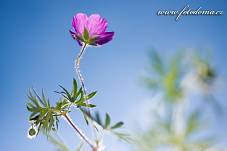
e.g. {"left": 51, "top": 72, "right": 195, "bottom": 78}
{"left": 70, "top": 13, "right": 114, "bottom": 46}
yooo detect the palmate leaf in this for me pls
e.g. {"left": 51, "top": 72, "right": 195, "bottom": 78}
{"left": 26, "top": 89, "right": 60, "bottom": 135}
{"left": 89, "top": 112, "right": 131, "bottom": 142}
{"left": 81, "top": 111, "right": 125, "bottom": 132}
{"left": 91, "top": 111, "right": 125, "bottom": 131}
{"left": 26, "top": 79, "right": 98, "bottom": 139}
{"left": 145, "top": 50, "right": 184, "bottom": 102}
{"left": 54, "top": 79, "right": 97, "bottom": 125}
{"left": 55, "top": 79, "right": 97, "bottom": 108}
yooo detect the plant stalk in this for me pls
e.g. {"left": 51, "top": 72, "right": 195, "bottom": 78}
{"left": 75, "top": 43, "right": 91, "bottom": 116}
{"left": 63, "top": 113, "right": 96, "bottom": 149}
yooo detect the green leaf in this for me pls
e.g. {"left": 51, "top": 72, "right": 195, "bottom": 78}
{"left": 112, "top": 131, "right": 133, "bottom": 143}
{"left": 149, "top": 50, "right": 164, "bottom": 75}
{"left": 111, "top": 121, "right": 124, "bottom": 129}
{"left": 27, "top": 102, "right": 35, "bottom": 110}
{"left": 72, "top": 79, "right": 78, "bottom": 98}
{"left": 28, "top": 90, "right": 40, "bottom": 108}
{"left": 105, "top": 113, "right": 111, "bottom": 128}
{"left": 185, "top": 110, "right": 202, "bottom": 136}
{"left": 94, "top": 112, "right": 102, "bottom": 126}
{"left": 59, "top": 85, "right": 72, "bottom": 101}
{"left": 86, "top": 104, "right": 96, "bottom": 108}
{"left": 86, "top": 91, "right": 97, "bottom": 100}
{"left": 75, "top": 87, "right": 83, "bottom": 100}
{"left": 41, "top": 90, "right": 50, "bottom": 107}
{"left": 26, "top": 89, "right": 60, "bottom": 136}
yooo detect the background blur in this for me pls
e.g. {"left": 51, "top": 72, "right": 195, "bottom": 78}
{"left": 0, "top": 0, "right": 227, "bottom": 151}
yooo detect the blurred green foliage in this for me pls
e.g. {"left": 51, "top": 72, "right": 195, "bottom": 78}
{"left": 144, "top": 50, "right": 184, "bottom": 102}
{"left": 135, "top": 50, "right": 224, "bottom": 151}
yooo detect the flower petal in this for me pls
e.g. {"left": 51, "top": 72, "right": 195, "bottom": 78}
{"left": 72, "top": 13, "right": 88, "bottom": 36}
{"left": 87, "top": 14, "right": 107, "bottom": 37}
{"left": 96, "top": 32, "right": 114, "bottom": 45}
{"left": 69, "top": 30, "right": 83, "bottom": 46}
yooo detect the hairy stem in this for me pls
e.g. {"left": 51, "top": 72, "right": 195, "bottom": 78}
{"left": 63, "top": 113, "right": 95, "bottom": 149}
{"left": 74, "top": 43, "right": 98, "bottom": 148}
{"left": 75, "top": 43, "right": 91, "bottom": 115}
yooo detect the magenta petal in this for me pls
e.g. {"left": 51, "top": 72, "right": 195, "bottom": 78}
{"left": 69, "top": 30, "right": 83, "bottom": 46}
{"left": 96, "top": 32, "right": 114, "bottom": 45}
{"left": 72, "top": 13, "right": 88, "bottom": 36}
{"left": 69, "top": 30, "right": 76, "bottom": 39}
{"left": 70, "top": 13, "right": 114, "bottom": 46}
{"left": 87, "top": 14, "right": 107, "bottom": 37}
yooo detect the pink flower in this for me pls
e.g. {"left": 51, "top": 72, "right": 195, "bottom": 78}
{"left": 70, "top": 13, "right": 114, "bottom": 46}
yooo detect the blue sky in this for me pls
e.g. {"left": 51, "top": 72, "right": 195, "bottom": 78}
{"left": 0, "top": 0, "right": 227, "bottom": 150}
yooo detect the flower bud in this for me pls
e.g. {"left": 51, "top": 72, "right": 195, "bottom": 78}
{"left": 27, "top": 126, "right": 37, "bottom": 139}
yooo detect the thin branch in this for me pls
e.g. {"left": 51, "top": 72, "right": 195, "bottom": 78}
{"left": 63, "top": 113, "right": 96, "bottom": 150}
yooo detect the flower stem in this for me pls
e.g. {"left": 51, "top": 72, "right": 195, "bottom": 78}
{"left": 63, "top": 113, "right": 96, "bottom": 149}
{"left": 74, "top": 43, "right": 98, "bottom": 149}
{"left": 75, "top": 43, "right": 91, "bottom": 115}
